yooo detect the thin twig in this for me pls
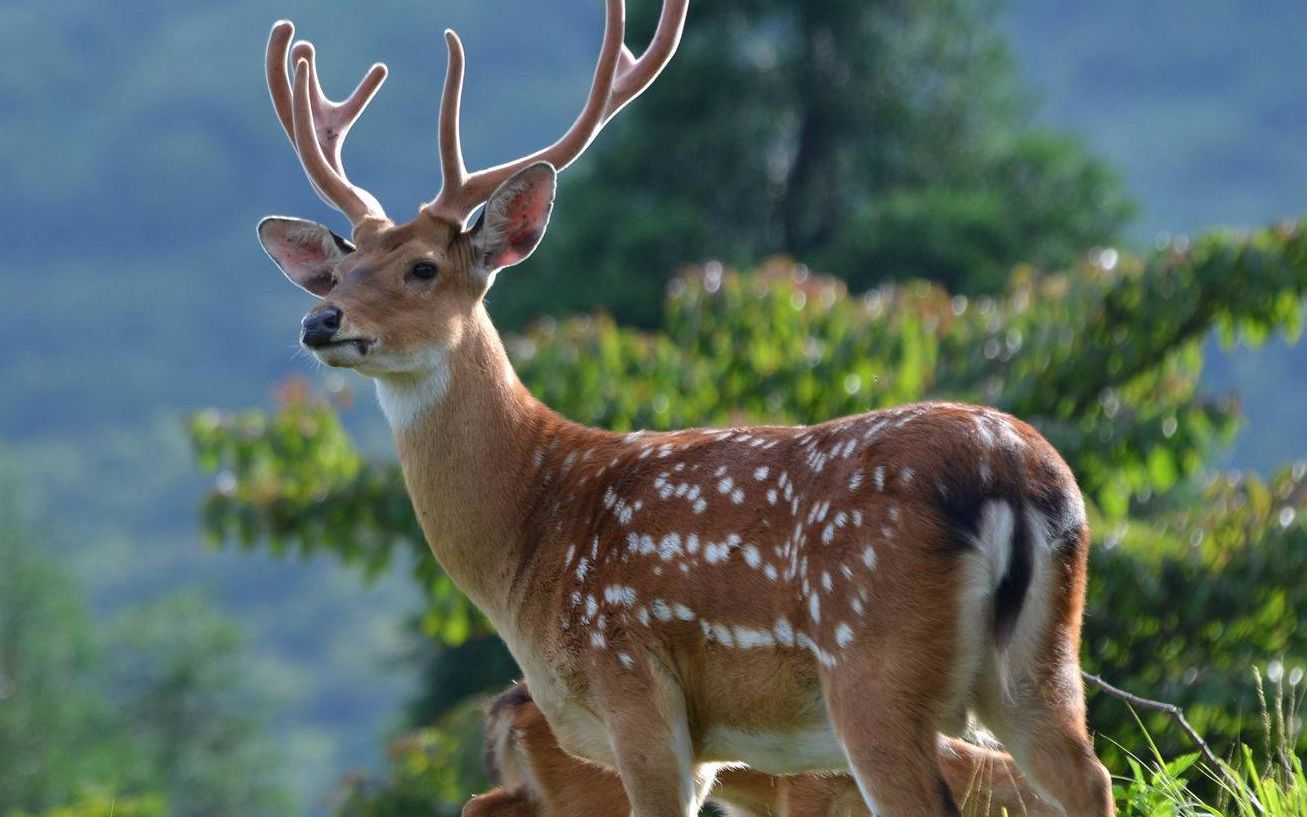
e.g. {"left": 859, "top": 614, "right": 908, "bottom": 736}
{"left": 1081, "top": 670, "right": 1258, "bottom": 810}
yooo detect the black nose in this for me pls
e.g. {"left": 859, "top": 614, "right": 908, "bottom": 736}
{"left": 301, "top": 307, "right": 342, "bottom": 348}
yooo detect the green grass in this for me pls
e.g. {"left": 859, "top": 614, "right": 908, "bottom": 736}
{"left": 1111, "top": 672, "right": 1305, "bottom": 817}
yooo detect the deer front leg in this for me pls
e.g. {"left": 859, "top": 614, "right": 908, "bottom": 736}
{"left": 594, "top": 657, "right": 710, "bottom": 817}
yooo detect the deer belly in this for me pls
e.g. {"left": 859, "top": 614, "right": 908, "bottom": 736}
{"left": 701, "top": 724, "right": 848, "bottom": 774}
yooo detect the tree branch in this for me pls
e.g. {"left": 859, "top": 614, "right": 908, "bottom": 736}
{"left": 1081, "top": 670, "right": 1258, "bottom": 808}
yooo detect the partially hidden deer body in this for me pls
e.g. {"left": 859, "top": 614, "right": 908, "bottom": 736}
{"left": 465, "top": 683, "right": 1064, "bottom": 817}
{"left": 255, "top": 3, "right": 1113, "bottom": 816}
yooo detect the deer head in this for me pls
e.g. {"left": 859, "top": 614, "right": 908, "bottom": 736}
{"left": 256, "top": 1, "right": 687, "bottom": 379}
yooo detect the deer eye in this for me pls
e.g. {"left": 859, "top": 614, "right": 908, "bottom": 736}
{"left": 410, "top": 261, "right": 439, "bottom": 280}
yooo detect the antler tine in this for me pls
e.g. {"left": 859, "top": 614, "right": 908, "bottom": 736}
{"left": 605, "top": 0, "right": 688, "bottom": 118}
{"left": 267, "top": 21, "right": 298, "bottom": 148}
{"left": 290, "top": 41, "right": 388, "bottom": 177}
{"left": 266, "top": 21, "right": 390, "bottom": 239}
{"left": 289, "top": 58, "right": 390, "bottom": 234}
{"left": 436, "top": 30, "right": 469, "bottom": 196}
{"left": 424, "top": 0, "right": 631, "bottom": 226}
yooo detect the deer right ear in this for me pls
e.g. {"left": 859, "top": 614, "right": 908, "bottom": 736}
{"left": 257, "top": 216, "right": 354, "bottom": 297}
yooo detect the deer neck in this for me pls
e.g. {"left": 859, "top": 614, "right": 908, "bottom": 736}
{"left": 376, "top": 306, "right": 556, "bottom": 622}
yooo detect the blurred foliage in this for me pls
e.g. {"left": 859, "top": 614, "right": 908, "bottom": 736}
{"left": 0, "top": 487, "right": 115, "bottom": 813}
{"left": 192, "top": 216, "right": 1307, "bottom": 808}
{"left": 99, "top": 594, "right": 295, "bottom": 817}
{"left": 1088, "top": 464, "right": 1307, "bottom": 762}
{"left": 0, "top": 481, "right": 293, "bottom": 817}
{"left": 333, "top": 699, "right": 488, "bottom": 817}
{"left": 6, "top": 792, "right": 168, "bottom": 817}
{"left": 503, "top": 0, "right": 1134, "bottom": 328}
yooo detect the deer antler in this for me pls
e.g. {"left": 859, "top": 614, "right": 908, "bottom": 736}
{"left": 266, "top": 21, "right": 391, "bottom": 240}
{"left": 424, "top": 0, "right": 689, "bottom": 227}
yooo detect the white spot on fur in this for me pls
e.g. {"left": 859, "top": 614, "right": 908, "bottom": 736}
{"left": 658, "top": 533, "right": 683, "bottom": 560}
{"left": 604, "top": 585, "right": 637, "bottom": 606}
{"left": 834, "top": 622, "right": 854, "bottom": 647}
{"left": 754, "top": 466, "right": 770, "bottom": 481}
{"left": 773, "top": 617, "right": 795, "bottom": 646}
{"left": 733, "top": 626, "right": 776, "bottom": 648}
{"left": 651, "top": 600, "right": 673, "bottom": 622}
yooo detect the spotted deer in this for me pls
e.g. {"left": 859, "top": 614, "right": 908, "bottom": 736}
{"left": 256, "top": 2, "right": 1114, "bottom": 816}
{"left": 465, "top": 682, "right": 1064, "bottom": 817}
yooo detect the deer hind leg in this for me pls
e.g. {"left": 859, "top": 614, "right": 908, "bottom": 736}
{"left": 974, "top": 527, "right": 1113, "bottom": 817}
{"left": 824, "top": 677, "right": 961, "bottom": 817}
{"left": 820, "top": 608, "right": 968, "bottom": 817}
{"left": 973, "top": 657, "right": 1112, "bottom": 817}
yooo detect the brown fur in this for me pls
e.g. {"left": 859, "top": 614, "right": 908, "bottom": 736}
{"left": 465, "top": 683, "right": 1063, "bottom": 817}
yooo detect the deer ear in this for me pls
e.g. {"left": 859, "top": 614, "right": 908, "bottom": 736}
{"left": 470, "top": 162, "right": 556, "bottom": 275}
{"left": 257, "top": 216, "right": 354, "bottom": 297}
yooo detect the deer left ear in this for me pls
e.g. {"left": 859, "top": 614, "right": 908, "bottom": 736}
{"left": 470, "top": 162, "right": 556, "bottom": 275}
{"left": 257, "top": 216, "right": 355, "bottom": 297}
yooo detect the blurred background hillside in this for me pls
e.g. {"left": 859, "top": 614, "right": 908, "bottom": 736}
{"left": 1, "top": 0, "right": 1305, "bottom": 815}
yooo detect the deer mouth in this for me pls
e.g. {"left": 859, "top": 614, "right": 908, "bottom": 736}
{"left": 309, "top": 337, "right": 376, "bottom": 360}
